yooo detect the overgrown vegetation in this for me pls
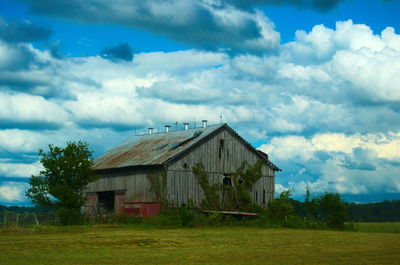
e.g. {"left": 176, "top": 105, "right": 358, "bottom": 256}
{"left": 26, "top": 141, "right": 98, "bottom": 225}
{"left": 146, "top": 169, "right": 168, "bottom": 206}
{"left": 263, "top": 188, "right": 350, "bottom": 229}
{"left": 193, "top": 161, "right": 263, "bottom": 212}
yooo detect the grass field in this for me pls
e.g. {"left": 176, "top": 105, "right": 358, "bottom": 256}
{"left": 355, "top": 222, "right": 400, "bottom": 233}
{"left": 1, "top": 224, "right": 400, "bottom": 265}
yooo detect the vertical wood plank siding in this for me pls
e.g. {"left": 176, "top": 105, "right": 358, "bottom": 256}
{"left": 167, "top": 128, "right": 275, "bottom": 208}
{"left": 87, "top": 127, "right": 276, "bottom": 209}
{"left": 86, "top": 168, "right": 160, "bottom": 202}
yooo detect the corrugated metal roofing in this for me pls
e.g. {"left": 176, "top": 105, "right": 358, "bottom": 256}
{"left": 93, "top": 124, "right": 225, "bottom": 170}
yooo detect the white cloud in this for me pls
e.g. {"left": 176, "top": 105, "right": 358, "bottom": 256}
{"left": 1, "top": 18, "right": 400, "bottom": 203}
{"left": 0, "top": 182, "right": 27, "bottom": 202}
{"left": 331, "top": 48, "right": 400, "bottom": 102}
{"left": 260, "top": 132, "right": 400, "bottom": 195}
{"left": 0, "top": 129, "right": 60, "bottom": 153}
{"left": 0, "top": 91, "right": 70, "bottom": 129}
{"left": 261, "top": 132, "right": 400, "bottom": 161}
{"left": 0, "top": 161, "right": 41, "bottom": 178}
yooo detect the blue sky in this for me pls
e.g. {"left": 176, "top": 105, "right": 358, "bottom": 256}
{"left": 0, "top": 0, "right": 400, "bottom": 205}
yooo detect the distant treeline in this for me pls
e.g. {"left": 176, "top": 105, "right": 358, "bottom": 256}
{"left": 1, "top": 199, "right": 399, "bottom": 222}
{"left": 0, "top": 205, "right": 52, "bottom": 213}
{"left": 347, "top": 200, "right": 400, "bottom": 222}
{"left": 290, "top": 199, "right": 400, "bottom": 222}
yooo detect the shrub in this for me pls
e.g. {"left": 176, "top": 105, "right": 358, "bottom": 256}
{"left": 267, "top": 189, "right": 295, "bottom": 221}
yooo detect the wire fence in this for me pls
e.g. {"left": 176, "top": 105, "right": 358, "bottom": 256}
{"left": 0, "top": 212, "right": 58, "bottom": 227}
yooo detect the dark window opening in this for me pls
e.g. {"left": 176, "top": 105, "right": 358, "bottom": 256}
{"left": 263, "top": 189, "right": 266, "bottom": 204}
{"left": 223, "top": 174, "right": 232, "bottom": 186}
{"left": 97, "top": 191, "right": 115, "bottom": 212}
{"left": 219, "top": 139, "right": 225, "bottom": 159}
{"left": 255, "top": 191, "right": 258, "bottom": 203}
{"left": 182, "top": 162, "right": 188, "bottom": 169}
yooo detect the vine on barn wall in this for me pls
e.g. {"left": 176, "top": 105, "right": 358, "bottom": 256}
{"left": 147, "top": 169, "right": 168, "bottom": 206}
{"left": 193, "top": 163, "right": 222, "bottom": 210}
{"left": 193, "top": 160, "right": 263, "bottom": 212}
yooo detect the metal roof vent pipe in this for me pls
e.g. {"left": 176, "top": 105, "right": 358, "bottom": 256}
{"left": 184, "top": 123, "right": 189, "bottom": 130}
{"left": 165, "top": 125, "right": 170, "bottom": 133}
{"left": 148, "top": 127, "right": 153, "bottom": 135}
{"left": 202, "top": 120, "right": 208, "bottom": 128}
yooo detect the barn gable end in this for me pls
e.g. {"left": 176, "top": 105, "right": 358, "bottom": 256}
{"left": 166, "top": 126, "right": 276, "bottom": 207}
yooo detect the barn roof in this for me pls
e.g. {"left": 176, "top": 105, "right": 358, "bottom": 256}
{"left": 93, "top": 123, "right": 280, "bottom": 171}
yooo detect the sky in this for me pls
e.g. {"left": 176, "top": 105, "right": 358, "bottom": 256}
{"left": 0, "top": 0, "right": 400, "bottom": 205}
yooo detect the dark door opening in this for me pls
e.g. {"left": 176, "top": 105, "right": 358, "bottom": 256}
{"left": 97, "top": 191, "right": 115, "bottom": 213}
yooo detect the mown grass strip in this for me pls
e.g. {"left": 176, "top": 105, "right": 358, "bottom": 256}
{"left": 1, "top": 226, "right": 400, "bottom": 264}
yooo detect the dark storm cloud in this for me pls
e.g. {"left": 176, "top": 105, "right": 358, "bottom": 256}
{"left": 0, "top": 119, "right": 62, "bottom": 130}
{"left": 100, "top": 43, "right": 133, "bottom": 61}
{"left": 22, "top": 0, "right": 279, "bottom": 54}
{"left": 0, "top": 19, "right": 52, "bottom": 43}
{"left": 221, "top": 0, "right": 346, "bottom": 12}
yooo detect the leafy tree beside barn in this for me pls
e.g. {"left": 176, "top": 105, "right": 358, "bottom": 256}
{"left": 26, "top": 141, "right": 97, "bottom": 225}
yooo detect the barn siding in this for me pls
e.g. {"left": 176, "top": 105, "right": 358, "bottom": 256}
{"left": 86, "top": 126, "right": 277, "bottom": 211}
{"left": 86, "top": 168, "right": 160, "bottom": 203}
{"left": 167, "top": 128, "right": 275, "bottom": 208}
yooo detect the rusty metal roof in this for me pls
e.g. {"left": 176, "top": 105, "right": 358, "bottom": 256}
{"left": 93, "top": 124, "right": 225, "bottom": 170}
{"left": 93, "top": 123, "right": 281, "bottom": 172}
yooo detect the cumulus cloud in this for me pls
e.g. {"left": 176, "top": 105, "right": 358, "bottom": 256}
{"left": 0, "top": 91, "right": 69, "bottom": 130}
{"left": 0, "top": 40, "right": 76, "bottom": 98}
{"left": 3, "top": 19, "right": 395, "bottom": 136}
{"left": 259, "top": 132, "right": 400, "bottom": 196}
{"left": 1, "top": 17, "right": 400, "bottom": 203}
{"left": 0, "top": 182, "right": 28, "bottom": 202}
{"left": 0, "top": 161, "right": 41, "bottom": 178}
{"left": 23, "top": 0, "right": 280, "bottom": 54}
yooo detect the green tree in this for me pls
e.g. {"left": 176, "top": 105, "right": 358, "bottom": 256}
{"left": 317, "top": 192, "right": 348, "bottom": 229}
{"left": 304, "top": 185, "right": 317, "bottom": 220}
{"left": 26, "top": 141, "right": 98, "bottom": 225}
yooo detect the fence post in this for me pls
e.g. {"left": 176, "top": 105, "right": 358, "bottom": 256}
{"left": 34, "top": 213, "right": 39, "bottom": 226}
{"left": 16, "top": 213, "right": 19, "bottom": 227}
{"left": 3, "top": 211, "right": 6, "bottom": 227}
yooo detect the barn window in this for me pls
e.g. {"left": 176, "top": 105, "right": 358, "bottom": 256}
{"left": 263, "top": 189, "right": 266, "bottom": 204}
{"left": 219, "top": 139, "right": 224, "bottom": 159}
{"left": 182, "top": 162, "right": 188, "bottom": 169}
{"left": 223, "top": 174, "right": 232, "bottom": 186}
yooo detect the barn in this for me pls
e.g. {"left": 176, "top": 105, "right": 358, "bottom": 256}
{"left": 84, "top": 122, "right": 280, "bottom": 216}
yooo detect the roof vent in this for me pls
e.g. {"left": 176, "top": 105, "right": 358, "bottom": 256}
{"left": 202, "top": 120, "right": 208, "bottom": 128}
{"left": 165, "top": 125, "right": 170, "bottom": 133}
{"left": 184, "top": 122, "right": 189, "bottom": 130}
{"left": 148, "top": 128, "right": 153, "bottom": 135}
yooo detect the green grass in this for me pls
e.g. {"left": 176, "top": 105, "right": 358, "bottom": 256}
{"left": 355, "top": 222, "right": 400, "bottom": 233}
{"left": 1, "top": 225, "right": 400, "bottom": 264}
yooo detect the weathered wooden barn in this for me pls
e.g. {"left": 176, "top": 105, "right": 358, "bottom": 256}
{"left": 85, "top": 122, "right": 280, "bottom": 216}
